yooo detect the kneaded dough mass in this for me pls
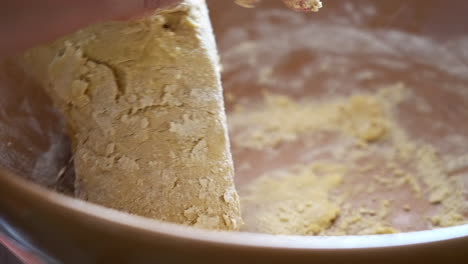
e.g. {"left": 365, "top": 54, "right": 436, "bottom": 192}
{"left": 22, "top": 0, "right": 242, "bottom": 230}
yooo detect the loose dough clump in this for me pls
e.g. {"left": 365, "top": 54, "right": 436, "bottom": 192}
{"left": 241, "top": 162, "right": 342, "bottom": 235}
{"left": 235, "top": 0, "right": 323, "bottom": 12}
{"left": 282, "top": 0, "right": 323, "bottom": 12}
{"left": 22, "top": 0, "right": 242, "bottom": 231}
{"left": 229, "top": 92, "right": 388, "bottom": 150}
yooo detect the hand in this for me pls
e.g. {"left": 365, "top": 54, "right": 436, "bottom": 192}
{"left": 0, "top": 0, "right": 182, "bottom": 56}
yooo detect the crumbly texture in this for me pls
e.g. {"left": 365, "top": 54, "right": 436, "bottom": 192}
{"left": 282, "top": 0, "right": 323, "bottom": 12}
{"left": 22, "top": 0, "right": 242, "bottom": 230}
{"left": 232, "top": 84, "right": 468, "bottom": 235}
{"left": 235, "top": 0, "right": 323, "bottom": 12}
{"left": 241, "top": 162, "right": 342, "bottom": 235}
{"left": 229, "top": 91, "right": 388, "bottom": 150}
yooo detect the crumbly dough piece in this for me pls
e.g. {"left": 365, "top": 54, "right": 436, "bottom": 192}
{"left": 282, "top": 0, "right": 323, "bottom": 12}
{"left": 235, "top": 0, "right": 323, "bottom": 12}
{"left": 22, "top": 0, "right": 242, "bottom": 230}
{"left": 241, "top": 162, "right": 342, "bottom": 235}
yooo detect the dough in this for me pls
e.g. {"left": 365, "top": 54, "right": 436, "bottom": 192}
{"left": 21, "top": 0, "right": 242, "bottom": 230}
{"left": 230, "top": 85, "right": 467, "bottom": 235}
{"left": 282, "top": 0, "right": 323, "bottom": 12}
{"left": 235, "top": 0, "right": 323, "bottom": 12}
{"left": 240, "top": 162, "right": 342, "bottom": 235}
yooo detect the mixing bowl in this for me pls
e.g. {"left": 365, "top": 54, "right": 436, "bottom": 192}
{"left": 1, "top": 0, "right": 468, "bottom": 263}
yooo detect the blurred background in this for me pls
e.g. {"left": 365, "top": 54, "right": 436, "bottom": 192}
{"left": 1, "top": 246, "right": 21, "bottom": 264}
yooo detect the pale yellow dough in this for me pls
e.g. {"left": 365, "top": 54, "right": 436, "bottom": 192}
{"left": 232, "top": 85, "right": 467, "bottom": 235}
{"left": 22, "top": 0, "right": 242, "bottom": 230}
{"left": 235, "top": 0, "right": 323, "bottom": 12}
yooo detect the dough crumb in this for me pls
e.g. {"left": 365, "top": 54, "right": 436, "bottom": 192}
{"left": 235, "top": 0, "right": 323, "bottom": 12}
{"left": 232, "top": 84, "right": 468, "bottom": 235}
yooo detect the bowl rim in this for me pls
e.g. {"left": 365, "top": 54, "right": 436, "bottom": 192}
{"left": 1, "top": 168, "right": 468, "bottom": 250}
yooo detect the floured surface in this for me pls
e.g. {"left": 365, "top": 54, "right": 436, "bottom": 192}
{"left": 230, "top": 85, "right": 467, "bottom": 235}
{"left": 214, "top": 1, "right": 468, "bottom": 235}
{"left": 240, "top": 161, "right": 342, "bottom": 235}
